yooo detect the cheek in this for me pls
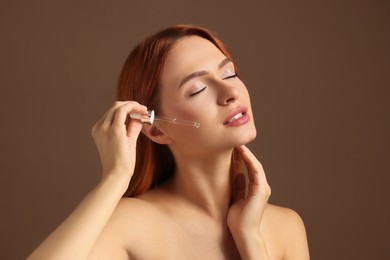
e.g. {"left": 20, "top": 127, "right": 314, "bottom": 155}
{"left": 160, "top": 91, "right": 211, "bottom": 122}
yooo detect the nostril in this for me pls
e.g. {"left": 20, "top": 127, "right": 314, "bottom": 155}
{"left": 225, "top": 97, "right": 235, "bottom": 104}
{"left": 218, "top": 83, "right": 240, "bottom": 105}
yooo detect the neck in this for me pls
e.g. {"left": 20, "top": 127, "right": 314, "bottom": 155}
{"left": 166, "top": 149, "right": 235, "bottom": 220}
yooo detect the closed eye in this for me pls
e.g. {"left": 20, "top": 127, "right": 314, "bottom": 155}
{"left": 223, "top": 74, "right": 237, "bottom": 80}
{"left": 190, "top": 86, "right": 207, "bottom": 97}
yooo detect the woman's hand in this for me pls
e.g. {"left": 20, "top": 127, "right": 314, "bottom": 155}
{"left": 28, "top": 101, "right": 148, "bottom": 260}
{"left": 227, "top": 145, "right": 271, "bottom": 259}
{"left": 91, "top": 101, "right": 147, "bottom": 181}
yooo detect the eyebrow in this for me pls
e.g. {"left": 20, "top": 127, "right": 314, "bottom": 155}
{"left": 177, "top": 57, "right": 232, "bottom": 88}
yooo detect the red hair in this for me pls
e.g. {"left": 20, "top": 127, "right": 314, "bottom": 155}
{"left": 117, "top": 25, "right": 241, "bottom": 197}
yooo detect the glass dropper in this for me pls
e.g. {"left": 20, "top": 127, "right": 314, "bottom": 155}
{"left": 129, "top": 110, "right": 200, "bottom": 128}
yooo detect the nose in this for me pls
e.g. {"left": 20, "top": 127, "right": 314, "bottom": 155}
{"left": 217, "top": 80, "right": 241, "bottom": 105}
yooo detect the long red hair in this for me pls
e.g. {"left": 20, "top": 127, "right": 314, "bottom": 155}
{"left": 117, "top": 25, "right": 241, "bottom": 197}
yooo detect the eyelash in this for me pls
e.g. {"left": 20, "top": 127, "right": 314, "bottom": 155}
{"left": 190, "top": 86, "right": 207, "bottom": 96}
{"left": 223, "top": 74, "right": 237, "bottom": 80}
{"left": 189, "top": 73, "right": 237, "bottom": 97}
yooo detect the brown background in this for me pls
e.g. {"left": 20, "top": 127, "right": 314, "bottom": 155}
{"left": 1, "top": 0, "right": 389, "bottom": 259}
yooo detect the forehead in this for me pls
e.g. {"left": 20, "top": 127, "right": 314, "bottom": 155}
{"left": 160, "top": 36, "right": 227, "bottom": 88}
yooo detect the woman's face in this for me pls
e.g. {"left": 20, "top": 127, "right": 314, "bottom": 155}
{"left": 158, "top": 36, "right": 256, "bottom": 156}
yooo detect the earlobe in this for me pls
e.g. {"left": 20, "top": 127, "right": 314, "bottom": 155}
{"left": 141, "top": 124, "right": 171, "bottom": 144}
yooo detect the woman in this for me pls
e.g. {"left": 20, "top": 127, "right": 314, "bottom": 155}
{"left": 28, "top": 25, "right": 309, "bottom": 259}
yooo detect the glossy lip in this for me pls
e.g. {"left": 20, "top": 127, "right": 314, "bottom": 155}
{"left": 223, "top": 105, "right": 249, "bottom": 126}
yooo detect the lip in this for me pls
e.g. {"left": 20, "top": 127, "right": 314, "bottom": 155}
{"left": 223, "top": 105, "right": 249, "bottom": 126}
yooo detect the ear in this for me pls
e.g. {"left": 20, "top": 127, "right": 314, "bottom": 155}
{"left": 141, "top": 124, "right": 172, "bottom": 145}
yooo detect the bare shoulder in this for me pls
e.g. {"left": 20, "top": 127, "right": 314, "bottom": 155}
{"left": 263, "top": 203, "right": 306, "bottom": 229}
{"left": 112, "top": 193, "right": 168, "bottom": 233}
{"left": 114, "top": 187, "right": 172, "bottom": 219}
{"left": 90, "top": 190, "right": 172, "bottom": 259}
{"left": 263, "top": 203, "right": 310, "bottom": 260}
{"left": 115, "top": 195, "right": 159, "bottom": 218}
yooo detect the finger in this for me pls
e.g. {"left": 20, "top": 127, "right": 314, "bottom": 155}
{"left": 126, "top": 117, "right": 143, "bottom": 139}
{"left": 112, "top": 102, "right": 147, "bottom": 127}
{"left": 92, "top": 103, "right": 123, "bottom": 136}
{"left": 237, "top": 146, "right": 262, "bottom": 185}
{"left": 99, "top": 101, "right": 130, "bottom": 128}
{"left": 237, "top": 145, "right": 268, "bottom": 197}
{"left": 233, "top": 173, "right": 246, "bottom": 203}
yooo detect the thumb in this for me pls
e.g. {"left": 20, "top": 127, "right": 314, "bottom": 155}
{"left": 126, "top": 119, "right": 143, "bottom": 139}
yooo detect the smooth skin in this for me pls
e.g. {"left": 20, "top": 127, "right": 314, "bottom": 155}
{"left": 28, "top": 37, "right": 309, "bottom": 259}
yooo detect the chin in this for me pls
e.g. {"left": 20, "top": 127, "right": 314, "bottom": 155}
{"left": 235, "top": 127, "right": 257, "bottom": 147}
{"left": 243, "top": 130, "right": 257, "bottom": 145}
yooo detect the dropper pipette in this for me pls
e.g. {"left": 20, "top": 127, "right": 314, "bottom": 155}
{"left": 129, "top": 110, "right": 200, "bottom": 128}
